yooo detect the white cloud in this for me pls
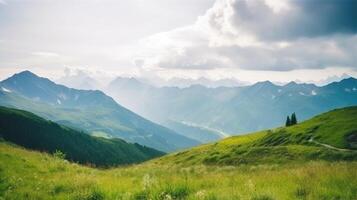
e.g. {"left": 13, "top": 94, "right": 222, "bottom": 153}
{"left": 264, "top": 0, "right": 291, "bottom": 13}
{"left": 130, "top": 0, "right": 357, "bottom": 72}
{"left": 32, "top": 51, "right": 61, "bottom": 58}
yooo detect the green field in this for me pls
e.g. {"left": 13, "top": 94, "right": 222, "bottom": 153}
{"left": 1, "top": 107, "right": 357, "bottom": 199}
{"left": 1, "top": 143, "right": 357, "bottom": 200}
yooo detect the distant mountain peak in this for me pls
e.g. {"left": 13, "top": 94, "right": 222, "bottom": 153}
{"left": 252, "top": 80, "right": 276, "bottom": 88}
{"left": 107, "top": 76, "right": 152, "bottom": 91}
{"left": 342, "top": 77, "right": 357, "bottom": 82}
{"left": 4, "top": 70, "right": 55, "bottom": 88}
{"left": 336, "top": 77, "right": 357, "bottom": 87}
{"left": 327, "top": 76, "right": 357, "bottom": 88}
{"left": 18, "top": 70, "right": 34, "bottom": 74}
{"left": 284, "top": 81, "right": 299, "bottom": 88}
{"left": 286, "top": 81, "right": 297, "bottom": 85}
{"left": 260, "top": 80, "right": 274, "bottom": 84}
{"left": 13, "top": 70, "right": 38, "bottom": 78}
{"left": 111, "top": 77, "right": 143, "bottom": 85}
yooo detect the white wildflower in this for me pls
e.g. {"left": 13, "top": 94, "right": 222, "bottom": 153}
{"left": 164, "top": 194, "right": 172, "bottom": 200}
{"left": 195, "top": 190, "right": 206, "bottom": 199}
{"left": 142, "top": 174, "right": 155, "bottom": 190}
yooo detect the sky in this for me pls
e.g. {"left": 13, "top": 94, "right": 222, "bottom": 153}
{"left": 0, "top": 0, "right": 356, "bottom": 84}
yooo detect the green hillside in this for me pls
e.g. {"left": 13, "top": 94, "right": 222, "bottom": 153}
{"left": 153, "top": 107, "right": 357, "bottom": 166}
{"left": 0, "top": 106, "right": 164, "bottom": 167}
{"left": 1, "top": 142, "right": 357, "bottom": 199}
{"left": 1, "top": 107, "right": 357, "bottom": 199}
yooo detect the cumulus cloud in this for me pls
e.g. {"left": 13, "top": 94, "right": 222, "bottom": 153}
{"left": 133, "top": 0, "right": 357, "bottom": 71}
{"left": 210, "top": 0, "right": 357, "bottom": 41}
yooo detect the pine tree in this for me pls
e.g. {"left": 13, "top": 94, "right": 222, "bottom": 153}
{"left": 285, "top": 116, "right": 291, "bottom": 127}
{"left": 291, "top": 112, "right": 297, "bottom": 125}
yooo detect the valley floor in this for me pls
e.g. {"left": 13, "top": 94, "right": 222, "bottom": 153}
{"left": 1, "top": 142, "right": 357, "bottom": 200}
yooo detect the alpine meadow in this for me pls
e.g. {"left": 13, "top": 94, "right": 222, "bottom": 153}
{"left": 1, "top": 0, "right": 357, "bottom": 199}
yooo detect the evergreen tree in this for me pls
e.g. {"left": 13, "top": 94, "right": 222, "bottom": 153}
{"left": 285, "top": 116, "right": 291, "bottom": 127}
{"left": 291, "top": 112, "right": 297, "bottom": 125}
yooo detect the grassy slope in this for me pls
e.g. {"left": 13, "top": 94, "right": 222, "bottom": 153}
{"left": 153, "top": 107, "right": 357, "bottom": 166}
{"left": 0, "top": 106, "right": 164, "bottom": 167}
{"left": 1, "top": 142, "right": 357, "bottom": 200}
{"left": 1, "top": 107, "right": 357, "bottom": 199}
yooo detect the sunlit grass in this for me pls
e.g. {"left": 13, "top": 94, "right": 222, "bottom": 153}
{"left": 1, "top": 142, "right": 357, "bottom": 200}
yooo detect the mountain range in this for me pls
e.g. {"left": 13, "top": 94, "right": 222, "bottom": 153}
{"left": 0, "top": 71, "right": 199, "bottom": 152}
{"left": 2, "top": 70, "right": 357, "bottom": 148}
{"left": 105, "top": 76, "right": 357, "bottom": 138}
